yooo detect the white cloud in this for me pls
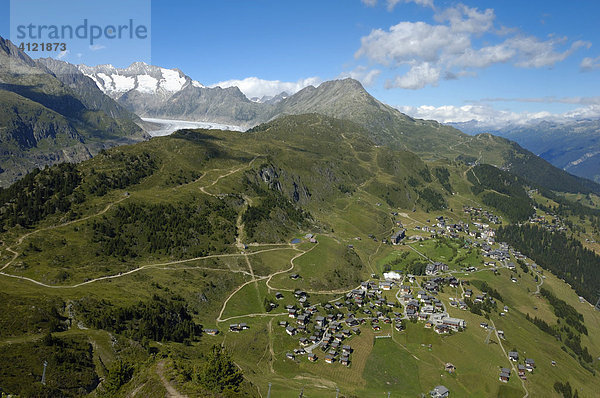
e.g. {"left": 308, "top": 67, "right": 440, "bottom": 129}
{"left": 475, "top": 96, "right": 600, "bottom": 105}
{"left": 581, "top": 55, "right": 600, "bottom": 71}
{"left": 338, "top": 66, "right": 381, "bottom": 86}
{"left": 56, "top": 50, "right": 69, "bottom": 60}
{"left": 211, "top": 76, "right": 321, "bottom": 99}
{"left": 355, "top": 3, "right": 589, "bottom": 89}
{"left": 362, "top": 0, "right": 434, "bottom": 9}
{"left": 397, "top": 103, "right": 600, "bottom": 127}
{"left": 509, "top": 37, "right": 589, "bottom": 68}
{"left": 89, "top": 44, "right": 106, "bottom": 51}
{"left": 388, "top": 62, "right": 440, "bottom": 89}
{"left": 387, "top": 0, "right": 434, "bottom": 11}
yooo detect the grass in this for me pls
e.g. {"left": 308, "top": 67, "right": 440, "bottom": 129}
{"left": 1, "top": 118, "right": 600, "bottom": 396}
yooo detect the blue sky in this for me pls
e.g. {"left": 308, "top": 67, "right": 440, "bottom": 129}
{"left": 1, "top": 0, "right": 599, "bottom": 126}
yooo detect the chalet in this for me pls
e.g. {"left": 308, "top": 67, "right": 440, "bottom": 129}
{"left": 422, "top": 305, "right": 435, "bottom": 314}
{"left": 286, "top": 352, "right": 295, "bottom": 360}
{"left": 435, "top": 325, "right": 450, "bottom": 334}
{"left": 525, "top": 358, "right": 535, "bottom": 371}
{"left": 509, "top": 351, "right": 519, "bottom": 362}
{"left": 324, "top": 355, "right": 335, "bottom": 364}
{"left": 275, "top": 292, "right": 284, "bottom": 300}
{"left": 290, "top": 274, "right": 300, "bottom": 280}
{"left": 518, "top": 364, "right": 526, "bottom": 379}
{"left": 204, "top": 329, "right": 219, "bottom": 336}
{"left": 315, "top": 316, "right": 325, "bottom": 327}
{"left": 424, "top": 281, "right": 439, "bottom": 292}
{"left": 299, "top": 337, "right": 309, "bottom": 346}
{"left": 499, "top": 368, "right": 511, "bottom": 383}
{"left": 342, "top": 345, "right": 352, "bottom": 354}
{"left": 424, "top": 320, "right": 433, "bottom": 329}
{"left": 340, "top": 355, "right": 350, "bottom": 367}
{"left": 430, "top": 385, "right": 449, "bottom": 398}
{"left": 294, "top": 348, "right": 306, "bottom": 355}
{"left": 400, "top": 285, "right": 412, "bottom": 294}
{"left": 309, "top": 335, "right": 318, "bottom": 343}
{"left": 279, "top": 320, "right": 288, "bottom": 328}
{"left": 503, "top": 306, "right": 509, "bottom": 313}
{"left": 288, "top": 308, "right": 297, "bottom": 318}
{"left": 351, "top": 327, "right": 361, "bottom": 335}
{"left": 391, "top": 229, "right": 406, "bottom": 245}
{"left": 464, "top": 289, "right": 473, "bottom": 298}
{"left": 308, "top": 353, "right": 317, "bottom": 362}
{"left": 297, "top": 315, "right": 307, "bottom": 325}
{"left": 297, "top": 325, "right": 306, "bottom": 333}
{"left": 497, "top": 330, "right": 505, "bottom": 339}
{"left": 442, "top": 317, "right": 466, "bottom": 331}
{"left": 480, "top": 322, "right": 488, "bottom": 329}
{"left": 445, "top": 363, "right": 456, "bottom": 373}
{"left": 380, "top": 281, "right": 393, "bottom": 291}
{"left": 286, "top": 326, "right": 297, "bottom": 336}
{"left": 229, "top": 324, "right": 241, "bottom": 332}
{"left": 372, "top": 324, "right": 381, "bottom": 331}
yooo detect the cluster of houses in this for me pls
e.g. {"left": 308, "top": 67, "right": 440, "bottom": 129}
{"left": 397, "top": 280, "right": 466, "bottom": 334}
{"left": 275, "top": 279, "right": 417, "bottom": 366}
{"left": 463, "top": 206, "right": 501, "bottom": 225}
{"left": 528, "top": 214, "right": 567, "bottom": 233}
{"left": 499, "top": 352, "right": 536, "bottom": 382}
{"left": 425, "top": 262, "right": 449, "bottom": 276}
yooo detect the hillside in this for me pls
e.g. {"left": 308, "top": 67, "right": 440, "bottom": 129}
{"left": 477, "top": 120, "right": 600, "bottom": 184}
{"left": 72, "top": 57, "right": 600, "bottom": 196}
{"left": 0, "top": 114, "right": 599, "bottom": 397}
{"left": 0, "top": 37, "right": 149, "bottom": 187}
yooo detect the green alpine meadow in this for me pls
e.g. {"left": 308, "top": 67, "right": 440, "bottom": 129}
{"left": 1, "top": 1, "right": 600, "bottom": 397}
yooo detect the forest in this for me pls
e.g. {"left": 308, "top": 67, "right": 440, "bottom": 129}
{"left": 0, "top": 163, "right": 82, "bottom": 229}
{"left": 91, "top": 198, "right": 237, "bottom": 259}
{"left": 74, "top": 295, "right": 202, "bottom": 344}
{"left": 467, "top": 164, "right": 535, "bottom": 222}
{"left": 496, "top": 224, "right": 600, "bottom": 303}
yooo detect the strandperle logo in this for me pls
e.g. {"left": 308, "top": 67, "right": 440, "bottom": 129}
{"left": 15, "top": 19, "right": 149, "bottom": 45}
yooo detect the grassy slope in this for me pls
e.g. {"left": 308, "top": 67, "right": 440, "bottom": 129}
{"left": 0, "top": 114, "right": 599, "bottom": 396}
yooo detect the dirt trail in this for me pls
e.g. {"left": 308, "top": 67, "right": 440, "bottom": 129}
{"left": 156, "top": 360, "right": 187, "bottom": 398}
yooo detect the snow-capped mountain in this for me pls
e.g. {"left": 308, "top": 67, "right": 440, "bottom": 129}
{"left": 77, "top": 62, "right": 204, "bottom": 99}
{"left": 77, "top": 62, "right": 267, "bottom": 126}
{"left": 250, "top": 91, "right": 290, "bottom": 104}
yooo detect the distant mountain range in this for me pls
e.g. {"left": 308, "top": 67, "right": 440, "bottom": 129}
{"left": 0, "top": 36, "right": 148, "bottom": 186}
{"left": 450, "top": 119, "right": 600, "bottom": 183}
{"left": 1, "top": 35, "right": 599, "bottom": 196}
